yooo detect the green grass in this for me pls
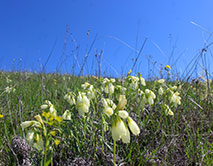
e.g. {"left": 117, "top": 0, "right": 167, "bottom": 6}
{"left": 0, "top": 71, "right": 212, "bottom": 165}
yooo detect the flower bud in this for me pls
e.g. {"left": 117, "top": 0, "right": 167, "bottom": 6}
{"left": 117, "top": 95, "right": 127, "bottom": 110}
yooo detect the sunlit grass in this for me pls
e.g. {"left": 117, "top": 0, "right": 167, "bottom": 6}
{"left": 0, "top": 71, "right": 212, "bottom": 165}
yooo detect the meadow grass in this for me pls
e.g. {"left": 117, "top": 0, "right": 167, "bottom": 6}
{"left": 0, "top": 70, "right": 212, "bottom": 166}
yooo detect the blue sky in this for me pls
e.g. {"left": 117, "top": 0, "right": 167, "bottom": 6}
{"left": 0, "top": 0, "right": 213, "bottom": 78}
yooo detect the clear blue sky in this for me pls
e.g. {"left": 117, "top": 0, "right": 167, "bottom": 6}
{"left": 0, "top": 0, "right": 213, "bottom": 78}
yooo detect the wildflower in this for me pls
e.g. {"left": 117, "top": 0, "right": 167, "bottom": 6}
{"left": 92, "top": 75, "right": 98, "bottom": 79}
{"left": 21, "top": 120, "right": 41, "bottom": 129}
{"left": 81, "top": 82, "right": 90, "bottom": 89}
{"left": 145, "top": 89, "right": 156, "bottom": 105}
{"left": 169, "top": 92, "right": 181, "bottom": 107}
{"left": 170, "top": 86, "right": 177, "bottom": 91}
{"left": 127, "top": 69, "right": 132, "bottom": 75}
{"left": 136, "top": 89, "right": 146, "bottom": 104}
{"left": 165, "top": 65, "right": 171, "bottom": 70}
{"left": 34, "top": 115, "right": 44, "bottom": 126}
{"left": 128, "top": 76, "right": 139, "bottom": 90}
{"left": 64, "top": 92, "right": 76, "bottom": 105}
{"left": 0, "top": 114, "right": 3, "bottom": 118}
{"left": 50, "top": 131, "right": 56, "bottom": 136}
{"left": 6, "top": 77, "right": 12, "bottom": 83}
{"left": 118, "top": 110, "right": 129, "bottom": 119}
{"left": 76, "top": 92, "right": 90, "bottom": 116}
{"left": 5, "top": 86, "right": 15, "bottom": 93}
{"left": 54, "top": 139, "right": 60, "bottom": 146}
{"left": 127, "top": 117, "right": 140, "bottom": 136}
{"left": 140, "top": 76, "right": 146, "bottom": 86}
{"left": 116, "top": 85, "right": 127, "bottom": 94}
{"left": 164, "top": 104, "right": 174, "bottom": 116}
{"left": 62, "top": 110, "right": 71, "bottom": 120}
{"left": 105, "top": 83, "right": 115, "bottom": 94}
{"left": 40, "top": 104, "right": 49, "bottom": 110}
{"left": 157, "top": 79, "right": 165, "bottom": 84}
{"left": 121, "top": 125, "right": 130, "bottom": 143}
{"left": 81, "top": 82, "right": 95, "bottom": 99}
{"left": 158, "top": 87, "right": 164, "bottom": 95}
{"left": 55, "top": 116, "right": 62, "bottom": 123}
{"left": 26, "top": 130, "right": 34, "bottom": 144}
{"left": 117, "top": 95, "right": 127, "bottom": 110}
{"left": 111, "top": 117, "right": 128, "bottom": 141}
{"left": 34, "top": 133, "right": 43, "bottom": 151}
{"left": 104, "top": 107, "right": 114, "bottom": 116}
{"left": 49, "top": 105, "right": 57, "bottom": 117}
{"left": 102, "top": 98, "right": 115, "bottom": 116}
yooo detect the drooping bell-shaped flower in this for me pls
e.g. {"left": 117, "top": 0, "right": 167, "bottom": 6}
{"left": 112, "top": 117, "right": 128, "bottom": 141}
{"left": 62, "top": 110, "right": 71, "bottom": 120}
{"left": 118, "top": 110, "right": 129, "bottom": 119}
{"left": 76, "top": 92, "right": 90, "bottom": 116}
{"left": 121, "top": 125, "right": 130, "bottom": 143}
{"left": 117, "top": 95, "right": 127, "bottom": 110}
{"left": 127, "top": 117, "right": 140, "bottom": 136}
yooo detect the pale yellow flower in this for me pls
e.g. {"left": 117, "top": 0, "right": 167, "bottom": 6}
{"left": 117, "top": 95, "right": 127, "bottom": 110}
{"left": 34, "top": 115, "right": 44, "bottom": 126}
{"left": 158, "top": 87, "right": 164, "bottom": 95}
{"left": 140, "top": 76, "right": 146, "bottom": 86}
{"left": 127, "top": 117, "right": 140, "bottom": 136}
{"left": 76, "top": 92, "right": 90, "bottom": 116}
{"left": 169, "top": 92, "right": 181, "bottom": 107}
{"left": 164, "top": 104, "right": 174, "bottom": 116}
{"left": 127, "top": 69, "right": 132, "bottom": 75}
{"left": 118, "top": 110, "right": 129, "bottom": 119}
{"left": 64, "top": 93, "right": 76, "bottom": 105}
{"left": 157, "top": 79, "right": 165, "bottom": 84}
{"left": 26, "top": 130, "right": 35, "bottom": 145}
{"left": 21, "top": 120, "right": 41, "bottom": 129}
{"left": 121, "top": 126, "right": 130, "bottom": 143}
{"left": 112, "top": 118, "right": 127, "bottom": 141}
{"left": 40, "top": 104, "right": 49, "bottom": 110}
{"left": 104, "top": 107, "right": 114, "bottom": 116}
{"left": 62, "top": 110, "right": 71, "bottom": 120}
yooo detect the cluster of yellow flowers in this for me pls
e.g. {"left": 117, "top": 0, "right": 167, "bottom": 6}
{"left": 21, "top": 69, "right": 182, "bottom": 157}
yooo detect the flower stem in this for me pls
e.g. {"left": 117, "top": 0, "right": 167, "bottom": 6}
{"left": 113, "top": 139, "right": 116, "bottom": 166}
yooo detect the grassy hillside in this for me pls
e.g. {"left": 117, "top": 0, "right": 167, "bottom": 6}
{"left": 0, "top": 71, "right": 212, "bottom": 165}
